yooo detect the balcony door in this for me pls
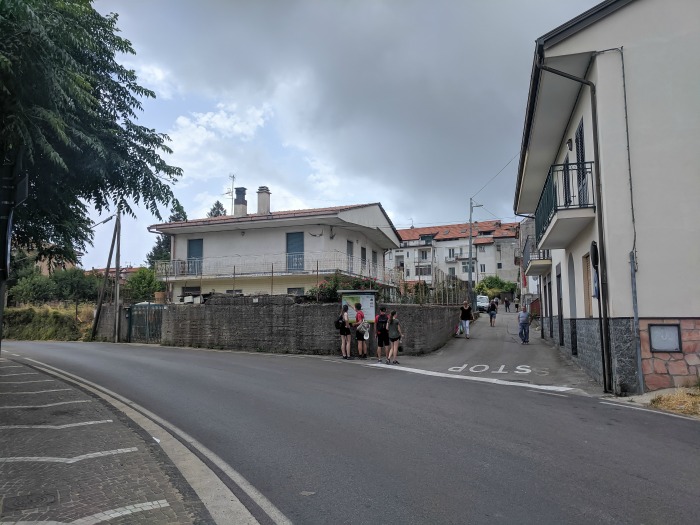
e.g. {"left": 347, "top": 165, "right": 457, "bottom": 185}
{"left": 286, "top": 232, "right": 304, "bottom": 272}
{"left": 575, "top": 120, "right": 588, "bottom": 205}
{"left": 346, "top": 241, "right": 354, "bottom": 273}
{"left": 187, "top": 239, "right": 203, "bottom": 275}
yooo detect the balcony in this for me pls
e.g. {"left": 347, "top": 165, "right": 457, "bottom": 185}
{"left": 444, "top": 256, "right": 457, "bottom": 263}
{"left": 155, "top": 251, "right": 400, "bottom": 286}
{"left": 522, "top": 236, "right": 551, "bottom": 276}
{"left": 535, "top": 162, "right": 595, "bottom": 249}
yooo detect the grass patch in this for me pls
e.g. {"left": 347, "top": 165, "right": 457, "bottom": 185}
{"left": 3, "top": 304, "right": 95, "bottom": 341}
{"left": 649, "top": 385, "right": 700, "bottom": 416}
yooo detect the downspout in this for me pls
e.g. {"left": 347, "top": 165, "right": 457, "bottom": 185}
{"left": 536, "top": 48, "right": 614, "bottom": 393}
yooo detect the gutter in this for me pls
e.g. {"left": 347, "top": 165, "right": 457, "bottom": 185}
{"left": 535, "top": 44, "right": 614, "bottom": 394}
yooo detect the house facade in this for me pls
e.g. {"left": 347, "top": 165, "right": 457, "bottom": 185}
{"left": 387, "top": 221, "right": 519, "bottom": 288}
{"left": 514, "top": 0, "right": 700, "bottom": 393}
{"left": 150, "top": 186, "right": 401, "bottom": 300}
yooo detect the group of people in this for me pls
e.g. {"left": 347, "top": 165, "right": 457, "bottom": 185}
{"left": 458, "top": 297, "right": 530, "bottom": 343}
{"left": 338, "top": 303, "right": 404, "bottom": 364}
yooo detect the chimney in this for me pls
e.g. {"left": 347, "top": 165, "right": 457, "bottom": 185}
{"left": 257, "top": 186, "right": 271, "bottom": 215}
{"left": 233, "top": 187, "right": 247, "bottom": 217}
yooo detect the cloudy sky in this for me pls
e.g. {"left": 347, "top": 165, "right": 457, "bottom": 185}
{"left": 83, "top": 0, "right": 601, "bottom": 269}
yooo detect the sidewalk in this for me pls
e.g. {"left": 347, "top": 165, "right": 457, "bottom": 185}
{"left": 0, "top": 356, "right": 214, "bottom": 524}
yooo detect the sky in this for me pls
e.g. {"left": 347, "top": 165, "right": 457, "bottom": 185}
{"left": 83, "top": 0, "right": 602, "bottom": 270}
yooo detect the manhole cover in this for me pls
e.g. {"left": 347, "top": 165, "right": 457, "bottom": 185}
{"left": 2, "top": 491, "right": 57, "bottom": 512}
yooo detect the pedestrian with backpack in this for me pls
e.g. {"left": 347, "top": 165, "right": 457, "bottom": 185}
{"left": 386, "top": 310, "right": 404, "bottom": 365}
{"left": 375, "top": 306, "right": 390, "bottom": 361}
{"left": 338, "top": 304, "right": 352, "bottom": 359}
{"left": 353, "top": 302, "right": 369, "bottom": 359}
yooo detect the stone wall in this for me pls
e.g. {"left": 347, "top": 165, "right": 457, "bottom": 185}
{"left": 159, "top": 295, "right": 462, "bottom": 356}
{"left": 640, "top": 318, "right": 700, "bottom": 390}
{"left": 94, "top": 304, "right": 129, "bottom": 342}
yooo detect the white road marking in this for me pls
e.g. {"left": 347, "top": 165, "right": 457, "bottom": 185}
{"left": 0, "top": 388, "right": 71, "bottom": 395}
{"left": 71, "top": 500, "right": 171, "bottom": 525}
{"left": 528, "top": 390, "right": 568, "bottom": 397}
{"left": 0, "top": 372, "right": 38, "bottom": 377}
{"left": 370, "top": 363, "right": 573, "bottom": 392}
{"left": 599, "top": 401, "right": 699, "bottom": 421}
{"left": 0, "top": 447, "right": 138, "bottom": 464}
{"left": 0, "top": 420, "right": 112, "bottom": 429}
{"left": 0, "top": 379, "right": 55, "bottom": 384}
{"left": 0, "top": 400, "right": 91, "bottom": 409}
{"left": 0, "top": 365, "right": 23, "bottom": 368}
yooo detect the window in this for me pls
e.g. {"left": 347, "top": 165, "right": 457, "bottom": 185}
{"left": 372, "top": 250, "right": 377, "bottom": 268}
{"left": 478, "top": 246, "right": 486, "bottom": 253}
{"left": 497, "top": 263, "right": 502, "bottom": 269}
{"left": 480, "top": 264, "right": 486, "bottom": 273}
{"left": 448, "top": 267, "right": 456, "bottom": 276}
{"left": 406, "top": 269, "right": 410, "bottom": 277}
{"left": 225, "top": 289, "right": 243, "bottom": 295}
{"left": 419, "top": 250, "right": 429, "bottom": 260}
{"left": 419, "top": 234, "right": 435, "bottom": 244}
{"left": 181, "top": 286, "right": 201, "bottom": 296}
{"left": 461, "top": 261, "right": 473, "bottom": 273}
{"left": 448, "top": 248, "right": 455, "bottom": 258}
{"left": 361, "top": 247, "right": 367, "bottom": 270}
{"left": 287, "top": 287, "right": 304, "bottom": 296}
{"left": 416, "top": 266, "right": 432, "bottom": 276}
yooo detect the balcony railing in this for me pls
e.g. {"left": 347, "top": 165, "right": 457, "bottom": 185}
{"left": 444, "top": 256, "right": 457, "bottom": 263}
{"left": 535, "top": 161, "right": 595, "bottom": 245}
{"left": 155, "top": 251, "right": 400, "bottom": 286}
{"left": 522, "top": 235, "right": 552, "bottom": 276}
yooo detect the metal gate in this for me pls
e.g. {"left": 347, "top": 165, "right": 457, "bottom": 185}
{"left": 128, "top": 303, "right": 164, "bottom": 344}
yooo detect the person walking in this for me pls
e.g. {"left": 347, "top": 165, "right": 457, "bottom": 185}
{"left": 518, "top": 305, "right": 531, "bottom": 344}
{"left": 353, "top": 302, "right": 369, "bottom": 359}
{"left": 504, "top": 299, "right": 510, "bottom": 312}
{"left": 339, "top": 304, "right": 352, "bottom": 359}
{"left": 375, "top": 306, "right": 390, "bottom": 361}
{"left": 386, "top": 310, "right": 404, "bottom": 364}
{"left": 488, "top": 300, "right": 497, "bottom": 327}
{"left": 459, "top": 301, "right": 473, "bottom": 339}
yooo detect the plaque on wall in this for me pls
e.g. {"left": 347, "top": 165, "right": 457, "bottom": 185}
{"left": 649, "top": 324, "right": 682, "bottom": 353}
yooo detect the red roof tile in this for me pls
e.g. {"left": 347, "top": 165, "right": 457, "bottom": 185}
{"left": 397, "top": 221, "right": 518, "bottom": 242}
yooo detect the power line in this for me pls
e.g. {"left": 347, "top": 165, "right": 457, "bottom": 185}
{"left": 472, "top": 152, "right": 519, "bottom": 199}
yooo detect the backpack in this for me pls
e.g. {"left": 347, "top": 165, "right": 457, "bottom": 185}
{"left": 376, "top": 313, "right": 388, "bottom": 333}
{"left": 334, "top": 314, "right": 344, "bottom": 329}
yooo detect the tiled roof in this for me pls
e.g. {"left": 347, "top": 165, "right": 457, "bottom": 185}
{"left": 397, "top": 221, "right": 518, "bottom": 242}
{"left": 151, "top": 203, "right": 379, "bottom": 229}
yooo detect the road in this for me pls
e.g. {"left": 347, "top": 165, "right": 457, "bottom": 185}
{"left": 4, "top": 326, "right": 700, "bottom": 524}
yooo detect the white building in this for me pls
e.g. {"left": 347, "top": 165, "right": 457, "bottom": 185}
{"left": 387, "top": 221, "right": 519, "bottom": 288}
{"left": 514, "top": 0, "right": 700, "bottom": 393}
{"left": 150, "top": 187, "right": 401, "bottom": 299}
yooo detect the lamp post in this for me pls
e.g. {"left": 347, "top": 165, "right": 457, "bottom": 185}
{"left": 467, "top": 197, "right": 482, "bottom": 299}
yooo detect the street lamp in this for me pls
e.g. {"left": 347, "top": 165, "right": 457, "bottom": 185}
{"left": 467, "top": 197, "right": 482, "bottom": 299}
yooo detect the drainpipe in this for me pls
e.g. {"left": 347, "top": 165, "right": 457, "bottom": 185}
{"left": 536, "top": 49, "right": 613, "bottom": 393}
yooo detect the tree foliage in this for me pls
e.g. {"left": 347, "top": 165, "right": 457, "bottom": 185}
{"left": 10, "top": 273, "right": 58, "bottom": 304}
{"left": 1, "top": 0, "right": 181, "bottom": 264}
{"left": 52, "top": 268, "right": 99, "bottom": 317}
{"left": 475, "top": 275, "right": 517, "bottom": 297}
{"left": 146, "top": 202, "right": 187, "bottom": 267}
{"left": 123, "top": 267, "right": 164, "bottom": 303}
{"left": 207, "top": 200, "right": 226, "bottom": 218}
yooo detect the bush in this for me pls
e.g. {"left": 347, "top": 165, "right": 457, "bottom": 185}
{"left": 3, "top": 306, "right": 83, "bottom": 341}
{"left": 307, "top": 272, "right": 383, "bottom": 303}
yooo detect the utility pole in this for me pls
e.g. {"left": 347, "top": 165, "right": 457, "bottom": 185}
{"left": 114, "top": 209, "right": 121, "bottom": 343}
{"left": 223, "top": 173, "right": 236, "bottom": 215}
{"left": 467, "top": 197, "right": 482, "bottom": 299}
{"left": 90, "top": 214, "right": 117, "bottom": 341}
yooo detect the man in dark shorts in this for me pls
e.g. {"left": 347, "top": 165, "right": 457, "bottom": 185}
{"left": 375, "top": 306, "right": 390, "bottom": 361}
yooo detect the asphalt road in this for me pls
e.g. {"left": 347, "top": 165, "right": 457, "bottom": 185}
{"left": 4, "top": 337, "right": 700, "bottom": 525}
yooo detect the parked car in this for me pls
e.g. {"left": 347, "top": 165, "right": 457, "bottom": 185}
{"left": 476, "top": 295, "right": 490, "bottom": 312}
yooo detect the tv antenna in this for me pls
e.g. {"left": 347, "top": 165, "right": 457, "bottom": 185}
{"left": 223, "top": 173, "right": 236, "bottom": 215}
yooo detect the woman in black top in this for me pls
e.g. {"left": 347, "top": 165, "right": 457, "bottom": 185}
{"left": 459, "top": 301, "right": 473, "bottom": 339}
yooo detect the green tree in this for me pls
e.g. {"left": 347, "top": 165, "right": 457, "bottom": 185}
{"left": 146, "top": 202, "right": 187, "bottom": 268}
{"left": 1, "top": 0, "right": 182, "bottom": 265}
{"left": 10, "top": 274, "right": 58, "bottom": 304}
{"left": 123, "top": 268, "right": 164, "bottom": 303}
{"left": 207, "top": 200, "right": 226, "bottom": 218}
{"left": 52, "top": 268, "right": 99, "bottom": 319}
{"left": 475, "top": 276, "right": 517, "bottom": 297}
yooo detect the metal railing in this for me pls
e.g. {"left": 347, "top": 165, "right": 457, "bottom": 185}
{"left": 522, "top": 236, "right": 551, "bottom": 270}
{"left": 155, "top": 251, "right": 401, "bottom": 286}
{"left": 535, "top": 161, "right": 595, "bottom": 245}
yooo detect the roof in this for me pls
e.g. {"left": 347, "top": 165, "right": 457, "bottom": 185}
{"left": 514, "top": 0, "right": 637, "bottom": 214}
{"left": 396, "top": 221, "right": 519, "bottom": 242}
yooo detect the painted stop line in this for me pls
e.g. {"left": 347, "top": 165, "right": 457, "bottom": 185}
{"left": 447, "top": 364, "right": 549, "bottom": 376}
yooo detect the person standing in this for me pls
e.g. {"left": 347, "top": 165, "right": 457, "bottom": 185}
{"left": 375, "top": 306, "right": 390, "bottom": 361}
{"left": 354, "top": 302, "right": 368, "bottom": 359}
{"left": 339, "top": 304, "right": 352, "bottom": 359}
{"left": 504, "top": 299, "right": 510, "bottom": 312}
{"left": 459, "top": 301, "right": 473, "bottom": 339}
{"left": 488, "top": 300, "right": 497, "bottom": 327}
{"left": 386, "top": 310, "right": 404, "bottom": 364}
{"left": 518, "top": 305, "right": 531, "bottom": 344}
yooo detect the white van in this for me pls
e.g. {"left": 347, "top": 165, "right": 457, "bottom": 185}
{"left": 476, "top": 295, "right": 490, "bottom": 312}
